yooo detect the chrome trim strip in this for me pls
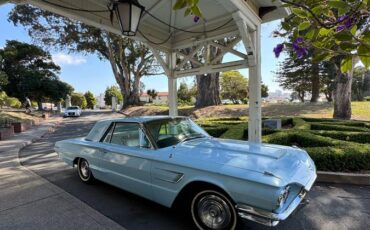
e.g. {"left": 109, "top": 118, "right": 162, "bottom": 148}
{"left": 236, "top": 189, "right": 307, "bottom": 226}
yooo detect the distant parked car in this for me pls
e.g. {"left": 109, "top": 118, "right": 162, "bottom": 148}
{"left": 63, "top": 106, "right": 82, "bottom": 117}
{"left": 55, "top": 116, "right": 316, "bottom": 229}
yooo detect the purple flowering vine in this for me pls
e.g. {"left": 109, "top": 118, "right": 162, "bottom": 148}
{"left": 273, "top": 44, "right": 284, "bottom": 58}
{"left": 273, "top": 38, "right": 308, "bottom": 59}
{"left": 336, "top": 15, "right": 354, "bottom": 32}
{"left": 193, "top": 16, "right": 200, "bottom": 23}
{"left": 292, "top": 37, "right": 308, "bottom": 59}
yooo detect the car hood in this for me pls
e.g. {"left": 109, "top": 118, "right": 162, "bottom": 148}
{"left": 175, "top": 138, "right": 316, "bottom": 188}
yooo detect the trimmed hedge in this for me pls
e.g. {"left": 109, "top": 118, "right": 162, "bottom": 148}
{"left": 220, "top": 124, "right": 248, "bottom": 140}
{"left": 196, "top": 116, "right": 370, "bottom": 172}
{"left": 310, "top": 123, "right": 369, "bottom": 132}
{"left": 204, "top": 127, "right": 229, "bottom": 138}
{"left": 243, "top": 128, "right": 279, "bottom": 140}
{"left": 312, "top": 131, "right": 370, "bottom": 144}
{"left": 292, "top": 118, "right": 310, "bottom": 130}
{"left": 305, "top": 146, "right": 370, "bottom": 172}
{"left": 263, "top": 131, "right": 337, "bottom": 148}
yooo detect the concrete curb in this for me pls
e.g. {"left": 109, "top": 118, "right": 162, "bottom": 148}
{"left": 317, "top": 171, "right": 370, "bottom": 186}
{"left": 14, "top": 120, "right": 125, "bottom": 230}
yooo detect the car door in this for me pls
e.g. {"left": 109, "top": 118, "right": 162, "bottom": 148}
{"left": 97, "top": 122, "right": 154, "bottom": 200}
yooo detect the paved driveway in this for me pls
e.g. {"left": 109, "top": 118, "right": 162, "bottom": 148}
{"left": 19, "top": 111, "right": 370, "bottom": 230}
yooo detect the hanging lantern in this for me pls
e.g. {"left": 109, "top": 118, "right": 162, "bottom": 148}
{"left": 114, "top": 0, "right": 145, "bottom": 36}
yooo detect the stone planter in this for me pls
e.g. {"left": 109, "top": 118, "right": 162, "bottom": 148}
{"left": 0, "top": 126, "right": 15, "bottom": 140}
{"left": 12, "top": 121, "right": 32, "bottom": 133}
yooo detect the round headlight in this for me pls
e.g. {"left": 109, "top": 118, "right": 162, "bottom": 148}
{"left": 277, "top": 186, "right": 290, "bottom": 209}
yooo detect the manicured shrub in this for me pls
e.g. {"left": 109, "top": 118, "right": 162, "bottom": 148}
{"left": 220, "top": 124, "right": 247, "bottom": 140}
{"left": 204, "top": 127, "right": 228, "bottom": 138}
{"left": 310, "top": 124, "right": 368, "bottom": 132}
{"left": 302, "top": 118, "right": 340, "bottom": 123}
{"left": 281, "top": 118, "right": 293, "bottom": 127}
{"left": 263, "top": 131, "right": 336, "bottom": 147}
{"left": 305, "top": 146, "right": 370, "bottom": 172}
{"left": 243, "top": 128, "right": 276, "bottom": 139}
{"left": 209, "top": 117, "right": 242, "bottom": 121}
{"left": 263, "top": 132, "right": 291, "bottom": 146}
{"left": 318, "top": 121, "right": 368, "bottom": 128}
{"left": 312, "top": 131, "right": 370, "bottom": 144}
{"left": 292, "top": 118, "right": 310, "bottom": 130}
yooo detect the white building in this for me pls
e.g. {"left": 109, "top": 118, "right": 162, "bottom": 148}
{"left": 140, "top": 92, "right": 169, "bottom": 105}
{"left": 96, "top": 93, "right": 106, "bottom": 109}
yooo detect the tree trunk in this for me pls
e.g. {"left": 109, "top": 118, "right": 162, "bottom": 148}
{"left": 298, "top": 91, "right": 305, "bottom": 102}
{"left": 195, "top": 73, "right": 221, "bottom": 108}
{"left": 333, "top": 64, "right": 353, "bottom": 120}
{"left": 310, "top": 62, "right": 320, "bottom": 102}
{"left": 325, "top": 91, "right": 333, "bottom": 102}
{"left": 37, "top": 101, "right": 43, "bottom": 111}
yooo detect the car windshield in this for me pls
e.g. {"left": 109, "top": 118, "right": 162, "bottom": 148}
{"left": 145, "top": 118, "right": 209, "bottom": 149}
{"left": 67, "top": 106, "right": 79, "bottom": 110}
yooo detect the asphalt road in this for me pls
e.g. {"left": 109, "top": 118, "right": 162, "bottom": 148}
{"left": 19, "top": 111, "right": 370, "bottom": 230}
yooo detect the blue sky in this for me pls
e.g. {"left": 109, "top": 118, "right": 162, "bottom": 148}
{"left": 0, "top": 3, "right": 286, "bottom": 96}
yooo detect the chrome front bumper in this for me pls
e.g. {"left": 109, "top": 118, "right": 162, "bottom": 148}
{"left": 236, "top": 189, "right": 308, "bottom": 227}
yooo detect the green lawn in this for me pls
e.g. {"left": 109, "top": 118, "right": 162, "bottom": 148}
{"left": 137, "top": 101, "right": 370, "bottom": 121}
{"left": 196, "top": 117, "right": 370, "bottom": 173}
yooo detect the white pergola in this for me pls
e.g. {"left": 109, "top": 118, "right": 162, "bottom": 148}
{"left": 2, "top": 0, "right": 288, "bottom": 143}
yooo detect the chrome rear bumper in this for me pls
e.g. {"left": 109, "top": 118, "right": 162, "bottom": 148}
{"left": 236, "top": 189, "right": 308, "bottom": 227}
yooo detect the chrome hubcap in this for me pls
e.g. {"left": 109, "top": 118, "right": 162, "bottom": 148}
{"left": 80, "top": 161, "right": 90, "bottom": 178}
{"left": 197, "top": 194, "right": 231, "bottom": 229}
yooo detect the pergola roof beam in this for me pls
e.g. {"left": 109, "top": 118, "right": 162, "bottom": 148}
{"left": 174, "top": 60, "right": 248, "bottom": 78}
{"left": 210, "top": 38, "right": 247, "bottom": 64}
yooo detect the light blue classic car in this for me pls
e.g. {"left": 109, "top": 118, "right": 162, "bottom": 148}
{"left": 54, "top": 116, "right": 316, "bottom": 229}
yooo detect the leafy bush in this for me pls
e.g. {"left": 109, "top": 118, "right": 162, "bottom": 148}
{"left": 5, "top": 97, "right": 21, "bottom": 108}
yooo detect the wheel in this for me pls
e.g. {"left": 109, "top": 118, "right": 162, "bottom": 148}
{"left": 77, "top": 158, "right": 94, "bottom": 183}
{"left": 190, "top": 190, "right": 238, "bottom": 230}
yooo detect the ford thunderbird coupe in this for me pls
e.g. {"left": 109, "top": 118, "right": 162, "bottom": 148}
{"left": 54, "top": 116, "right": 316, "bottom": 229}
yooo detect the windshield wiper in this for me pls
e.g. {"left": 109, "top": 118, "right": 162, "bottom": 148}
{"left": 179, "top": 134, "right": 206, "bottom": 144}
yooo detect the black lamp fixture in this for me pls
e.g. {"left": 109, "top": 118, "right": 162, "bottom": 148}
{"left": 113, "top": 0, "right": 145, "bottom": 36}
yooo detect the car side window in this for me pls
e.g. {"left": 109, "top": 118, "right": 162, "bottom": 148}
{"left": 106, "top": 123, "right": 151, "bottom": 149}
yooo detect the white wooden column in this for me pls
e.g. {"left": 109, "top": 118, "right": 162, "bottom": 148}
{"left": 248, "top": 24, "right": 262, "bottom": 143}
{"left": 168, "top": 52, "right": 178, "bottom": 116}
{"left": 233, "top": 11, "right": 262, "bottom": 143}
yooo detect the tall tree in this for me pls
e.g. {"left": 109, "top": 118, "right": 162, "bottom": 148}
{"left": 0, "top": 54, "right": 8, "bottom": 90}
{"left": 9, "top": 5, "right": 160, "bottom": 109}
{"left": 352, "top": 67, "right": 370, "bottom": 101}
{"left": 0, "top": 40, "right": 72, "bottom": 110}
{"left": 84, "top": 91, "right": 96, "bottom": 109}
{"left": 274, "top": 49, "right": 312, "bottom": 102}
{"left": 104, "top": 86, "right": 123, "bottom": 106}
{"left": 220, "top": 71, "right": 248, "bottom": 104}
{"left": 261, "top": 83, "right": 269, "bottom": 98}
{"left": 272, "top": 0, "right": 370, "bottom": 119}
{"left": 177, "top": 82, "right": 192, "bottom": 103}
{"left": 71, "top": 93, "right": 87, "bottom": 109}
{"left": 146, "top": 89, "right": 158, "bottom": 103}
